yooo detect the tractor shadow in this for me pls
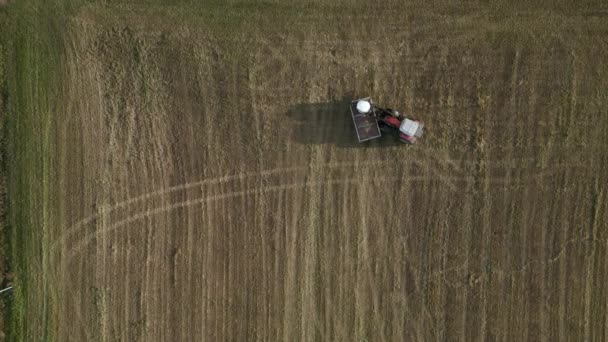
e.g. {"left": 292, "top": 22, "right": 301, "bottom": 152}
{"left": 286, "top": 97, "right": 402, "bottom": 148}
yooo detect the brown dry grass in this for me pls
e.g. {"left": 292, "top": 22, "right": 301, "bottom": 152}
{"left": 11, "top": 1, "right": 608, "bottom": 341}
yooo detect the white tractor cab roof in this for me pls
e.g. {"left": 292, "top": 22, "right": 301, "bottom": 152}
{"left": 356, "top": 100, "right": 372, "bottom": 114}
{"left": 400, "top": 119, "right": 419, "bottom": 137}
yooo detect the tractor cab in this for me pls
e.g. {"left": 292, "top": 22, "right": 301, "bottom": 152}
{"left": 398, "top": 118, "right": 423, "bottom": 144}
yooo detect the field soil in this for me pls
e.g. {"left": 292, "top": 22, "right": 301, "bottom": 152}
{"left": 8, "top": 1, "right": 608, "bottom": 341}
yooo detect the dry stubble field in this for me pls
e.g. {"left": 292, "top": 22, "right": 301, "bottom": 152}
{"left": 9, "top": 1, "right": 608, "bottom": 341}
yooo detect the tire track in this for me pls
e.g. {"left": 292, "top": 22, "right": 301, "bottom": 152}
{"left": 52, "top": 160, "right": 393, "bottom": 252}
{"left": 52, "top": 154, "right": 584, "bottom": 257}
{"left": 52, "top": 155, "right": 464, "bottom": 257}
{"left": 63, "top": 176, "right": 431, "bottom": 262}
{"left": 61, "top": 162, "right": 582, "bottom": 263}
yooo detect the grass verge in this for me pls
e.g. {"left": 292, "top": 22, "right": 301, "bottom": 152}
{"left": 2, "top": 1, "right": 68, "bottom": 340}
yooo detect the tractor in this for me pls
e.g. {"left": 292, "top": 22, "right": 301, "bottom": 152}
{"left": 350, "top": 97, "right": 424, "bottom": 144}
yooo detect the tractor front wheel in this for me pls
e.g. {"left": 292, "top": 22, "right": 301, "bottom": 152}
{"left": 399, "top": 133, "right": 414, "bottom": 144}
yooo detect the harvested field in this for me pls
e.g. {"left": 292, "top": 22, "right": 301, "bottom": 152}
{"left": 4, "top": 1, "right": 608, "bottom": 341}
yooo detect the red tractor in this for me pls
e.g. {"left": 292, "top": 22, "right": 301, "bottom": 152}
{"left": 350, "top": 97, "right": 424, "bottom": 144}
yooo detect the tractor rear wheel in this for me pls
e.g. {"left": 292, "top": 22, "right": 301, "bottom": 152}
{"left": 378, "top": 122, "right": 391, "bottom": 132}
